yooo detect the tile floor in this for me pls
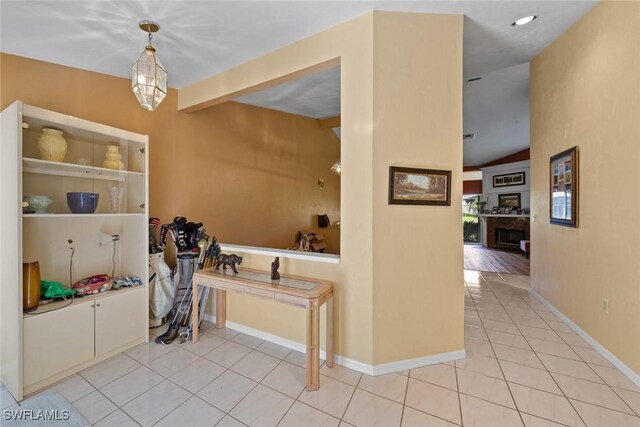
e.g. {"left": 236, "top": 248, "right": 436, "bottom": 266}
{"left": 2, "top": 271, "right": 639, "bottom": 426}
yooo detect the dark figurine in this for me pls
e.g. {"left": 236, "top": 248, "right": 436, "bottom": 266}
{"left": 271, "top": 257, "right": 280, "bottom": 281}
{"left": 215, "top": 254, "right": 242, "bottom": 274}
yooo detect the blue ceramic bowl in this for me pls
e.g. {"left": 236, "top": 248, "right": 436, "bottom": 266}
{"left": 67, "top": 192, "right": 99, "bottom": 214}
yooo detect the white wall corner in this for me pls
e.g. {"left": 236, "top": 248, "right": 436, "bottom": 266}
{"left": 529, "top": 290, "right": 640, "bottom": 389}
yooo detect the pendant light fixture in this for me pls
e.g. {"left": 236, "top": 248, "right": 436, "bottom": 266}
{"left": 132, "top": 20, "right": 167, "bottom": 111}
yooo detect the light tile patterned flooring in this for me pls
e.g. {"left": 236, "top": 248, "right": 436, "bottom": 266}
{"left": 2, "top": 271, "right": 640, "bottom": 426}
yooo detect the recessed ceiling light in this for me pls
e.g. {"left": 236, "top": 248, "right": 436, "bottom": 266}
{"left": 512, "top": 15, "right": 537, "bottom": 26}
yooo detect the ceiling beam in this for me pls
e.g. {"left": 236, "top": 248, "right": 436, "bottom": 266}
{"left": 318, "top": 116, "right": 341, "bottom": 129}
{"left": 179, "top": 57, "right": 340, "bottom": 113}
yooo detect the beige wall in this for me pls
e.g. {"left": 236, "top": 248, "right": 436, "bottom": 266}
{"left": 371, "top": 12, "right": 464, "bottom": 364}
{"left": 180, "top": 13, "right": 377, "bottom": 364}
{"left": 180, "top": 11, "right": 464, "bottom": 367}
{"left": 3, "top": 10, "right": 464, "bottom": 367}
{"left": 0, "top": 54, "right": 341, "bottom": 253}
{"left": 164, "top": 101, "right": 341, "bottom": 253}
{"left": 530, "top": 2, "right": 640, "bottom": 374}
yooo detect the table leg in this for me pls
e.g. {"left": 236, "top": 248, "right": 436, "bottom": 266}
{"left": 306, "top": 299, "right": 320, "bottom": 391}
{"left": 192, "top": 281, "right": 200, "bottom": 343}
{"left": 326, "top": 293, "right": 334, "bottom": 368}
{"left": 216, "top": 289, "right": 227, "bottom": 329}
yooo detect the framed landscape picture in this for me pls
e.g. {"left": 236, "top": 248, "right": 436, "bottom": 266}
{"left": 498, "top": 193, "right": 521, "bottom": 209}
{"left": 388, "top": 166, "right": 451, "bottom": 206}
{"left": 550, "top": 146, "right": 578, "bottom": 227}
{"left": 493, "top": 171, "right": 525, "bottom": 188}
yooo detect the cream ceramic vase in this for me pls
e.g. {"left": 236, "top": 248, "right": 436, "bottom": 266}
{"left": 37, "top": 128, "right": 67, "bottom": 162}
{"left": 102, "top": 145, "right": 124, "bottom": 170}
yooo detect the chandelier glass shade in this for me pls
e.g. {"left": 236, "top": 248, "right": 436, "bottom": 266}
{"left": 132, "top": 21, "right": 167, "bottom": 111}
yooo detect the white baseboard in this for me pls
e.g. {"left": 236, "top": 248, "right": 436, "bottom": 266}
{"left": 370, "top": 350, "right": 466, "bottom": 376}
{"left": 201, "top": 314, "right": 465, "bottom": 376}
{"left": 529, "top": 289, "right": 640, "bottom": 388}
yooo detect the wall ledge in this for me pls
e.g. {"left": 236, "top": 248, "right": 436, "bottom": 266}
{"left": 202, "top": 314, "right": 464, "bottom": 376}
{"left": 219, "top": 243, "right": 340, "bottom": 264}
{"left": 530, "top": 290, "right": 640, "bottom": 388}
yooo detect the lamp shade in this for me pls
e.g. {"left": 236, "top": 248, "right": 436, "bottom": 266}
{"left": 132, "top": 46, "right": 167, "bottom": 111}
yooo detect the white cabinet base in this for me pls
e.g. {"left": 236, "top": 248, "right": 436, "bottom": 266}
{"left": 24, "top": 302, "right": 94, "bottom": 387}
{"left": 96, "top": 287, "right": 146, "bottom": 357}
{"left": 24, "top": 337, "right": 144, "bottom": 397}
{"left": 22, "top": 287, "right": 147, "bottom": 397}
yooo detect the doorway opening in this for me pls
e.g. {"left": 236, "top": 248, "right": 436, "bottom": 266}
{"left": 463, "top": 195, "right": 480, "bottom": 244}
{"left": 462, "top": 63, "right": 531, "bottom": 276}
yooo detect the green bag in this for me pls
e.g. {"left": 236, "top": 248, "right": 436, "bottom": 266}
{"left": 41, "top": 281, "right": 76, "bottom": 299}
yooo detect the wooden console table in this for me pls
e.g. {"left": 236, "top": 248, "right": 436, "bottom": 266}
{"left": 192, "top": 267, "right": 334, "bottom": 391}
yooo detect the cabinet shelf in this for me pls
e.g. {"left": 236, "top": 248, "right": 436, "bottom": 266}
{"left": 23, "top": 285, "right": 146, "bottom": 318}
{"left": 23, "top": 157, "right": 143, "bottom": 182}
{"left": 23, "top": 213, "right": 145, "bottom": 218}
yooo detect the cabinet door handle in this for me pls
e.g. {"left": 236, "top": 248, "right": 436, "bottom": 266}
{"left": 96, "top": 303, "right": 101, "bottom": 307}
{"left": 91, "top": 304, "right": 95, "bottom": 308}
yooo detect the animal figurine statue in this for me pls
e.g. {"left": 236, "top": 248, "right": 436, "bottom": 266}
{"left": 215, "top": 254, "right": 242, "bottom": 274}
{"left": 271, "top": 257, "right": 280, "bottom": 280}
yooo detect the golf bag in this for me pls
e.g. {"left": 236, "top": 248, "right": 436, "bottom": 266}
{"left": 155, "top": 217, "right": 216, "bottom": 345}
{"left": 148, "top": 252, "right": 174, "bottom": 328}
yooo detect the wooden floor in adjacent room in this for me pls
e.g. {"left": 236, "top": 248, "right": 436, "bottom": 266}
{"left": 464, "top": 244, "right": 530, "bottom": 275}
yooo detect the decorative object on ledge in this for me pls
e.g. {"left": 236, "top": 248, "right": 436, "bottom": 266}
{"left": 498, "top": 193, "right": 521, "bottom": 209}
{"left": 132, "top": 20, "right": 167, "bottom": 112}
{"left": 271, "top": 257, "right": 280, "bottom": 281}
{"left": 37, "top": 128, "right": 67, "bottom": 162}
{"left": 318, "top": 213, "right": 330, "bottom": 228}
{"left": 492, "top": 171, "right": 525, "bottom": 188}
{"left": 550, "top": 146, "right": 578, "bottom": 227}
{"left": 288, "top": 230, "right": 327, "bottom": 252}
{"left": 214, "top": 254, "right": 242, "bottom": 274}
{"left": 388, "top": 166, "right": 451, "bottom": 206}
{"left": 102, "top": 145, "right": 124, "bottom": 170}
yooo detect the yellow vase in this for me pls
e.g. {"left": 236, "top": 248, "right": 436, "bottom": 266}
{"left": 102, "top": 145, "right": 124, "bottom": 170}
{"left": 37, "top": 128, "right": 67, "bottom": 162}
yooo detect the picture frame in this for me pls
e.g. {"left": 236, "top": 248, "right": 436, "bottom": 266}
{"left": 388, "top": 166, "right": 451, "bottom": 206}
{"left": 498, "top": 193, "right": 521, "bottom": 209}
{"left": 493, "top": 171, "right": 526, "bottom": 188}
{"left": 550, "top": 146, "right": 578, "bottom": 227}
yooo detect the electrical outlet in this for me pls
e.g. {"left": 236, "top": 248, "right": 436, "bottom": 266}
{"left": 602, "top": 298, "right": 609, "bottom": 314}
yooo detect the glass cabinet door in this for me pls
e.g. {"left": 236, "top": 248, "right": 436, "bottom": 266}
{"left": 21, "top": 107, "right": 146, "bottom": 216}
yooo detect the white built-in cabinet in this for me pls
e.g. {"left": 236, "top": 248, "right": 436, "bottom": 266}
{"left": 0, "top": 101, "right": 149, "bottom": 401}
